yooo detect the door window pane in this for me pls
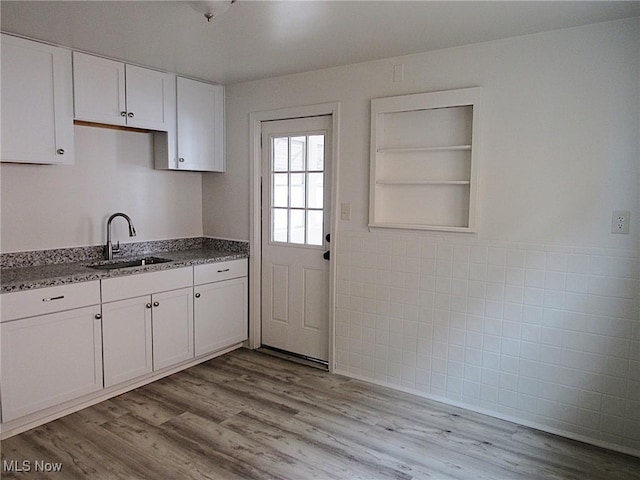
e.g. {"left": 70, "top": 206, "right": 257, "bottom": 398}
{"left": 290, "top": 173, "right": 305, "bottom": 208}
{"left": 273, "top": 137, "right": 289, "bottom": 171}
{"left": 308, "top": 135, "right": 324, "bottom": 171}
{"left": 307, "top": 172, "right": 323, "bottom": 209}
{"left": 290, "top": 136, "right": 306, "bottom": 171}
{"left": 290, "top": 210, "right": 305, "bottom": 244}
{"left": 273, "top": 173, "right": 288, "bottom": 208}
{"left": 307, "top": 210, "right": 323, "bottom": 246}
{"left": 273, "top": 208, "right": 288, "bottom": 242}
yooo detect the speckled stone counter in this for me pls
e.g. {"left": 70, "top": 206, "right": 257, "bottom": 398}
{"left": 1, "top": 238, "right": 249, "bottom": 294}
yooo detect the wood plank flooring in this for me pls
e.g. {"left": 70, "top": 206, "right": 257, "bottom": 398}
{"left": 2, "top": 348, "right": 639, "bottom": 479}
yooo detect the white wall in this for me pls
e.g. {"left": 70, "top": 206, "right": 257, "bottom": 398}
{"left": 206, "top": 18, "right": 640, "bottom": 453}
{"left": 1, "top": 125, "right": 203, "bottom": 252}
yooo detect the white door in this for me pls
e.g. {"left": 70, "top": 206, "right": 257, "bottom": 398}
{"left": 194, "top": 277, "right": 249, "bottom": 356}
{"left": 125, "top": 64, "right": 174, "bottom": 131}
{"left": 1, "top": 306, "right": 103, "bottom": 422}
{"left": 1, "top": 34, "right": 75, "bottom": 164}
{"left": 152, "top": 287, "right": 194, "bottom": 371}
{"left": 102, "top": 296, "right": 153, "bottom": 387}
{"left": 261, "top": 115, "right": 332, "bottom": 362}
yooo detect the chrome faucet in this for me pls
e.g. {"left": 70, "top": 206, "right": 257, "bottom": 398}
{"left": 105, "top": 212, "right": 136, "bottom": 260}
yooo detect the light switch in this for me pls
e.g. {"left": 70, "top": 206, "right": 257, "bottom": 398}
{"left": 341, "top": 203, "right": 351, "bottom": 221}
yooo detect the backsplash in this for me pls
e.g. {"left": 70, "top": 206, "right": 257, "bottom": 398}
{"left": 1, "top": 237, "right": 249, "bottom": 269}
{"left": 334, "top": 230, "right": 640, "bottom": 453}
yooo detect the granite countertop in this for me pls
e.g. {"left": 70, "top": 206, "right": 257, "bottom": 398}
{"left": 1, "top": 242, "right": 249, "bottom": 294}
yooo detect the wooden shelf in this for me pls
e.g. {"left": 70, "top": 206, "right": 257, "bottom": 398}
{"left": 376, "top": 180, "right": 470, "bottom": 186}
{"left": 369, "top": 222, "right": 475, "bottom": 233}
{"left": 369, "top": 87, "right": 481, "bottom": 233}
{"left": 377, "top": 145, "right": 471, "bottom": 154}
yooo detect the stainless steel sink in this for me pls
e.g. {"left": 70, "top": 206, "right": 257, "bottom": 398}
{"left": 86, "top": 256, "right": 172, "bottom": 270}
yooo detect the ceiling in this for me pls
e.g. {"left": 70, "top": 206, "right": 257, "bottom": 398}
{"left": 1, "top": 1, "right": 638, "bottom": 84}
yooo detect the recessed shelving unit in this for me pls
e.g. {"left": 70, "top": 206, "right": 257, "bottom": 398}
{"left": 369, "top": 87, "right": 481, "bottom": 232}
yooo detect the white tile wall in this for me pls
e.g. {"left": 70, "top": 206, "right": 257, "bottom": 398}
{"left": 334, "top": 231, "right": 640, "bottom": 453}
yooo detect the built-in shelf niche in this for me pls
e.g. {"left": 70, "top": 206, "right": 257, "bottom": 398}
{"left": 369, "top": 87, "right": 480, "bottom": 232}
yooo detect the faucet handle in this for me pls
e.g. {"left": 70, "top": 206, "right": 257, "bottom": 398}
{"left": 113, "top": 241, "right": 120, "bottom": 253}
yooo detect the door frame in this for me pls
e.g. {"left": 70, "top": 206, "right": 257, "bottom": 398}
{"left": 249, "top": 102, "right": 341, "bottom": 372}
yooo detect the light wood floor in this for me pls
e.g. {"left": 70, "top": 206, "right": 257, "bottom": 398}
{"left": 2, "top": 349, "right": 639, "bottom": 479}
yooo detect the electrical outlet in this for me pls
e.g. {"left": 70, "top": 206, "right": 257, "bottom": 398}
{"left": 340, "top": 203, "right": 351, "bottom": 221}
{"left": 611, "top": 210, "right": 630, "bottom": 234}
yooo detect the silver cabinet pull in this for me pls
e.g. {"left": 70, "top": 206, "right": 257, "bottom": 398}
{"left": 178, "top": 158, "right": 185, "bottom": 162}
{"left": 56, "top": 148, "right": 65, "bottom": 155}
{"left": 153, "top": 301, "right": 159, "bottom": 307}
{"left": 127, "top": 112, "right": 134, "bottom": 118}
{"left": 146, "top": 303, "right": 152, "bottom": 309}
{"left": 120, "top": 111, "right": 127, "bottom": 117}
{"left": 217, "top": 268, "right": 230, "bottom": 273}
{"left": 42, "top": 295, "right": 64, "bottom": 302}
{"left": 195, "top": 293, "right": 201, "bottom": 298}
{"left": 95, "top": 313, "right": 102, "bottom": 320}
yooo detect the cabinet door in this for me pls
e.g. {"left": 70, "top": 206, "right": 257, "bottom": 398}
{"left": 1, "top": 34, "right": 74, "bottom": 165}
{"left": 73, "top": 52, "right": 126, "bottom": 126}
{"left": 176, "top": 77, "right": 225, "bottom": 172}
{"left": 152, "top": 287, "right": 194, "bottom": 370}
{"left": 125, "top": 65, "right": 175, "bottom": 131}
{"left": 102, "top": 296, "right": 153, "bottom": 387}
{"left": 194, "top": 277, "right": 248, "bottom": 356}
{"left": 1, "top": 306, "right": 103, "bottom": 422}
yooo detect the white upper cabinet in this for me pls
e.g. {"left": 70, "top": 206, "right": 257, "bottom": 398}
{"left": 72, "top": 52, "right": 175, "bottom": 131}
{"left": 155, "top": 77, "right": 224, "bottom": 172}
{"left": 1, "top": 34, "right": 75, "bottom": 165}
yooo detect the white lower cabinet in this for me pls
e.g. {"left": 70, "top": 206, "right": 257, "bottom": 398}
{"left": 1, "top": 260, "right": 247, "bottom": 430}
{"left": 102, "top": 296, "right": 153, "bottom": 388}
{"left": 101, "top": 268, "right": 193, "bottom": 387}
{"left": 152, "top": 287, "right": 194, "bottom": 370}
{"left": 1, "top": 305, "right": 103, "bottom": 422}
{"left": 194, "top": 261, "right": 248, "bottom": 356}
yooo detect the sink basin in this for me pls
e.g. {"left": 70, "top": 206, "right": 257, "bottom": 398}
{"left": 86, "top": 256, "right": 172, "bottom": 270}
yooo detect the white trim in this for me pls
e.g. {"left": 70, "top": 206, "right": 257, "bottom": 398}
{"left": 249, "top": 102, "right": 341, "bottom": 372}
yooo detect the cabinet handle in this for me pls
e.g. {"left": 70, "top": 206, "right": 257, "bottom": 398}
{"left": 146, "top": 303, "right": 152, "bottom": 309}
{"left": 42, "top": 295, "right": 64, "bottom": 302}
{"left": 120, "top": 111, "right": 127, "bottom": 117}
{"left": 195, "top": 293, "right": 201, "bottom": 298}
{"left": 217, "top": 268, "right": 230, "bottom": 273}
{"left": 153, "top": 301, "right": 159, "bottom": 307}
{"left": 56, "top": 148, "right": 65, "bottom": 155}
{"left": 95, "top": 313, "right": 102, "bottom": 320}
{"left": 127, "top": 112, "right": 134, "bottom": 118}
{"left": 178, "top": 158, "right": 185, "bottom": 163}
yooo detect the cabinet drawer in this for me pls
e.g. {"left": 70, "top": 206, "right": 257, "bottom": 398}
{"left": 194, "top": 259, "right": 247, "bottom": 285}
{"left": 1, "top": 281, "right": 101, "bottom": 322}
{"left": 102, "top": 267, "right": 192, "bottom": 303}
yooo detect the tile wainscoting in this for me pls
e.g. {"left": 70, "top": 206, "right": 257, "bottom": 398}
{"left": 333, "top": 230, "right": 639, "bottom": 454}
